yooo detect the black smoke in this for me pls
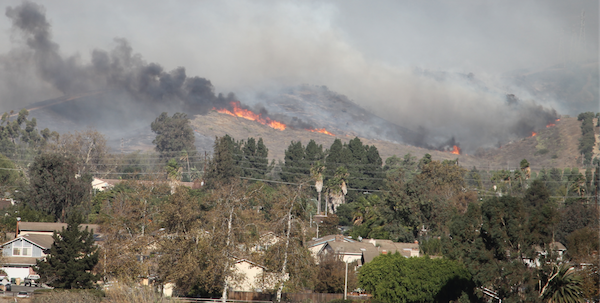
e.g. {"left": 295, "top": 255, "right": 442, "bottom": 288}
{"left": 4, "top": 1, "right": 228, "bottom": 116}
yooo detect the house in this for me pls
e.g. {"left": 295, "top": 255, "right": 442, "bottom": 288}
{"left": 1, "top": 222, "right": 103, "bottom": 280}
{"left": 319, "top": 238, "right": 420, "bottom": 266}
{"left": 306, "top": 234, "right": 355, "bottom": 261}
{"left": 250, "top": 232, "right": 281, "bottom": 253}
{"left": 1, "top": 233, "right": 53, "bottom": 279}
{"left": 524, "top": 242, "right": 567, "bottom": 268}
{"left": 91, "top": 178, "right": 196, "bottom": 193}
{"left": 227, "top": 259, "right": 286, "bottom": 292}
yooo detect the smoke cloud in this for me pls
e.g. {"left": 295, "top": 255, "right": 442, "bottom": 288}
{"left": 0, "top": 1, "right": 597, "bottom": 153}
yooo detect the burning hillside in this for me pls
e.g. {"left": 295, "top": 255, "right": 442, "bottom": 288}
{"left": 213, "top": 101, "right": 287, "bottom": 131}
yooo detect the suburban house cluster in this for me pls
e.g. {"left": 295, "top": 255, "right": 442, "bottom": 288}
{"left": 0, "top": 177, "right": 569, "bottom": 294}
{"left": 1, "top": 222, "right": 101, "bottom": 280}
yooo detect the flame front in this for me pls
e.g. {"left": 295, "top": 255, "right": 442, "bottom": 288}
{"left": 546, "top": 118, "right": 559, "bottom": 128}
{"left": 213, "top": 101, "right": 286, "bottom": 130}
{"left": 307, "top": 128, "right": 335, "bottom": 136}
{"left": 450, "top": 145, "right": 461, "bottom": 155}
{"left": 531, "top": 131, "right": 537, "bottom": 137}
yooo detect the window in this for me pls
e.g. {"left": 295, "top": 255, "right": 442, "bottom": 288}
{"left": 11, "top": 240, "right": 32, "bottom": 257}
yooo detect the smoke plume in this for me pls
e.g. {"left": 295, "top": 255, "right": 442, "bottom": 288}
{"left": 0, "top": 1, "right": 596, "bottom": 154}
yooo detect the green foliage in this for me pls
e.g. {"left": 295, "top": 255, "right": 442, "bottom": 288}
{"left": 240, "top": 137, "right": 270, "bottom": 179}
{"left": 151, "top": 112, "right": 196, "bottom": 158}
{"left": 359, "top": 254, "right": 473, "bottom": 303}
{"left": 282, "top": 141, "right": 308, "bottom": 182}
{"left": 539, "top": 264, "right": 584, "bottom": 303}
{"left": 0, "top": 203, "right": 54, "bottom": 232}
{"left": 19, "top": 154, "right": 92, "bottom": 222}
{"left": 443, "top": 181, "right": 561, "bottom": 302}
{"left": 0, "top": 153, "right": 19, "bottom": 190}
{"left": 577, "top": 112, "right": 596, "bottom": 165}
{"left": 0, "top": 109, "right": 56, "bottom": 157}
{"left": 35, "top": 212, "right": 100, "bottom": 289}
{"left": 314, "top": 255, "right": 357, "bottom": 293}
{"left": 204, "top": 135, "right": 241, "bottom": 187}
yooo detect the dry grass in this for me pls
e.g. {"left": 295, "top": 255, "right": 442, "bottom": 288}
{"left": 32, "top": 290, "right": 102, "bottom": 303}
{"left": 28, "top": 283, "right": 179, "bottom": 303}
{"left": 104, "top": 283, "right": 176, "bottom": 303}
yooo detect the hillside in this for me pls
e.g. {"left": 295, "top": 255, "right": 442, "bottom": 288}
{"left": 18, "top": 89, "right": 596, "bottom": 172}
{"left": 192, "top": 111, "right": 487, "bottom": 168}
{"left": 475, "top": 116, "right": 599, "bottom": 170}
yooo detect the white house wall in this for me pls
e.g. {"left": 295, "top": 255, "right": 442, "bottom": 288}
{"left": 1, "top": 267, "right": 29, "bottom": 280}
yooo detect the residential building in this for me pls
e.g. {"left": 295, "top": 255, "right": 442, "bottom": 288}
{"left": 1, "top": 222, "right": 102, "bottom": 280}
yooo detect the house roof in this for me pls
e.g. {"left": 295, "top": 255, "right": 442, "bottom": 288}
{"left": 1, "top": 233, "right": 54, "bottom": 251}
{"left": 19, "top": 222, "right": 100, "bottom": 234}
{"left": 324, "top": 241, "right": 378, "bottom": 255}
{"left": 22, "top": 234, "right": 54, "bottom": 249}
{"left": 233, "top": 258, "right": 269, "bottom": 270}
{"left": 534, "top": 242, "right": 567, "bottom": 253}
{"left": 2, "top": 257, "right": 39, "bottom": 266}
{"left": 306, "top": 234, "right": 355, "bottom": 248}
{"left": 100, "top": 179, "right": 195, "bottom": 188}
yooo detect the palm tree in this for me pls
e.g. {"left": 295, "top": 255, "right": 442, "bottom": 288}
{"left": 310, "top": 161, "right": 325, "bottom": 214}
{"left": 539, "top": 264, "right": 584, "bottom": 303}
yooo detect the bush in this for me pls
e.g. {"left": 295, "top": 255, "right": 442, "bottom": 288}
{"left": 33, "top": 289, "right": 103, "bottom": 303}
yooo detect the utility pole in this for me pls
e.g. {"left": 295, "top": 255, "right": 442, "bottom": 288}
{"left": 344, "top": 261, "right": 349, "bottom": 300}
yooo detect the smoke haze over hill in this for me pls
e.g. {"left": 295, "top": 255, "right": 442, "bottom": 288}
{"left": 0, "top": 1, "right": 597, "bottom": 153}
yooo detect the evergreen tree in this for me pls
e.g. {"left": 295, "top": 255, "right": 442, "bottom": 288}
{"left": 19, "top": 153, "right": 91, "bottom": 222}
{"left": 35, "top": 213, "right": 100, "bottom": 289}
{"left": 151, "top": 112, "right": 196, "bottom": 159}
{"left": 304, "top": 139, "right": 324, "bottom": 163}
{"left": 240, "top": 137, "right": 270, "bottom": 179}
{"left": 204, "top": 135, "right": 241, "bottom": 187}
{"left": 281, "top": 141, "right": 308, "bottom": 182}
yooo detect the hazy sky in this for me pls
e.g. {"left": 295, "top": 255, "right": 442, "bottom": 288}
{"left": 0, "top": 0, "right": 597, "bottom": 151}
{"left": 1, "top": 0, "right": 596, "bottom": 93}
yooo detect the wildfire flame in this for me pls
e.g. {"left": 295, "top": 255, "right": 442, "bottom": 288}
{"left": 531, "top": 131, "right": 537, "bottom": 137}
{"left": 213, "top": 101, "right": 286, "bottom": 131}
{"left": 546, "top": 118, "right": 560, "bottom": 128}
{"left": 450, "top": 145, "right": 461, "bottom": 155}
{"left": 307, "top": 128, "right": 335, "bottom": 136}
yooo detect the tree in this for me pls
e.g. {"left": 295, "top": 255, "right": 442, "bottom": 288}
{"left": 359, "top": 254, "right": 474, "bottom": 303}
{"left": 35, "top": 213, "right": 100, "bottom": 289}
{"left": 0, "top": 154, "right": 19, "bottom": 191}
{"left": 314, "top": 254, "right": 357, "bottom": 293}
{"left": 20, "top": 154, "right": 91, "bottom": 222}
{"left": 282, "top": 141, "right": 308, "bottom": 182}
{"left": 151, "top": 112, "right": 196, "bottom": 158}
{"left": 240, "top": 137, "right": 270, "bottom": 179}
{"left": 204, "top": 135, "right": 241, "bottom": 188}
{"left": 539, "top": 264, "right": 584, "bottom": 303}
{"left": 48, "top": 129, "right": 110, "bottom": 175}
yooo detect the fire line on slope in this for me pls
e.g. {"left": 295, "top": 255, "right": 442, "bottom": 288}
{"left": 213, "top": 101, "right": 286, "bottom": 131}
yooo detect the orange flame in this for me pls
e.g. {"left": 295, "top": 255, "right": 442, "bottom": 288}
{"left": 215, "top": 108, "right": 235, "bottom": 116}
{"left": 213, "top": 101, "right": 286, "bottom": 130}
{"left": 450, "top": 145, "right": 461, "bottom": 155}
{"left": 555, "top": 118, "right": 560, "bottom": 122}
{"left": 307, "top": 128, "right": 335, "bottom": 136}
{"left": 531, "top": 131, "right": 537, "bottom": 137}
{"left": 546, "top": 123, "right": 555, "bottom": 128}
